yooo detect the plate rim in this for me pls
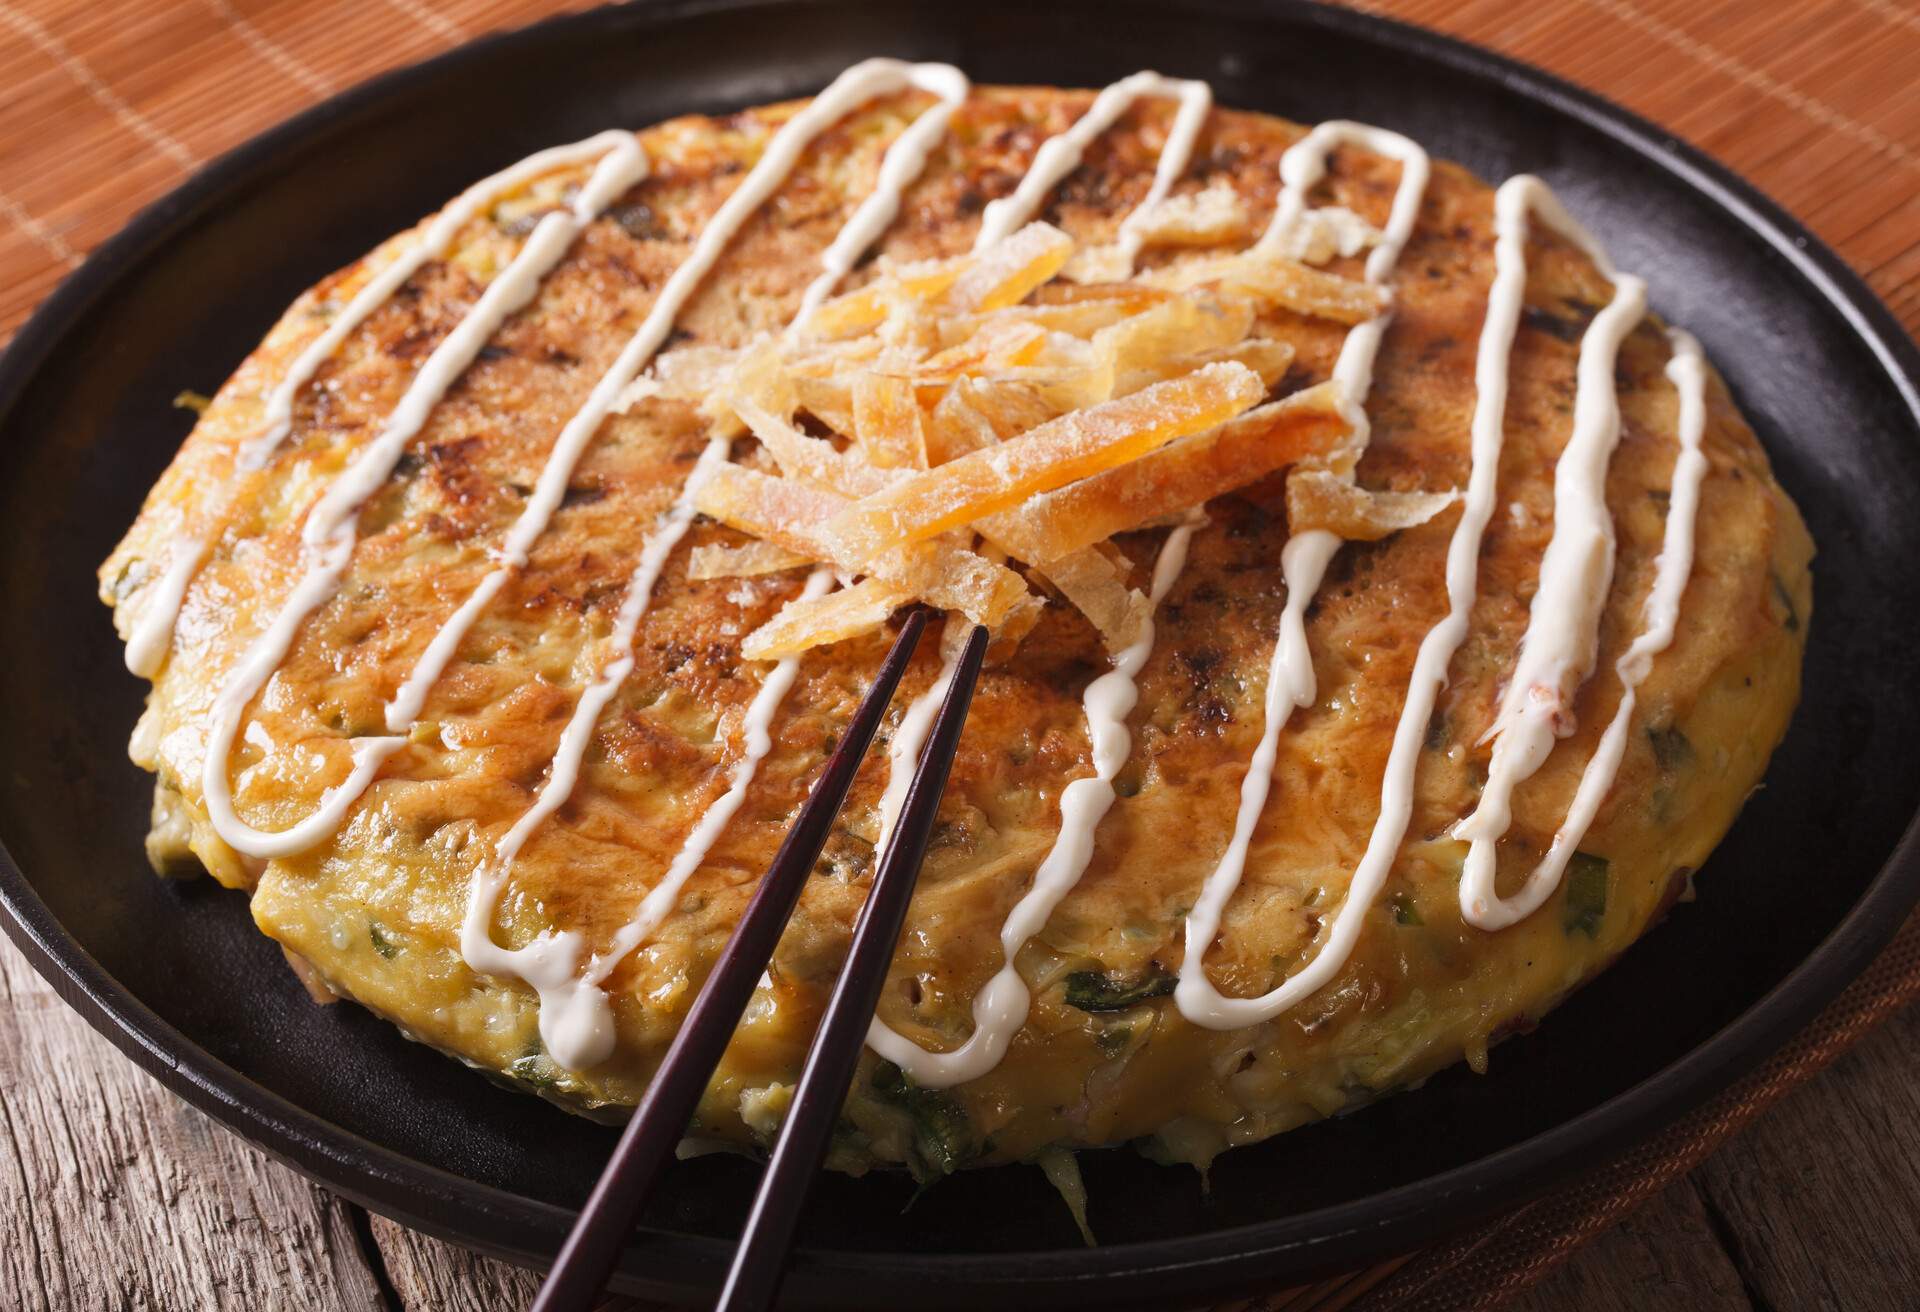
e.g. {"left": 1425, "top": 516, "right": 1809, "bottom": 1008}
{"left": 2, "top": 0, "right": 1918, "bottom": 1301}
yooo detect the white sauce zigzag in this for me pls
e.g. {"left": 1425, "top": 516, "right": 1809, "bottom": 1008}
{"left": 860, "top": 73, "right": 1216, "bottom": 1085}
{"left": 795, "top": 64, "right": 971, "bottom": 327}
{"left": 123, "top": 129, "right": 643, "bottom": 678}
{"left": 867, "top": 517, "right": 1200, "bottom": 1088}
{"left": 1449, "top": 185, "right": 1649, "bottom": 926}
{"left": 387, "top": 62, "right": 968, "bottom": 732}
{"left": 1176, "top": 123, "right": 1432, "bottom": 1029}
{"left": 188, "top": 56, "right": 970, "bottom": 1065}
{"left": 466, "top": 563, "right": 836, "bottom": 1068}
{"left": 200, "top": 136, "right": 651, "bottom": 859}
{"left": 975, "top": 71, "right": 1211, "bottom": 281}
{"left": 1178, "top": 167, "right": 1694, "bottom": 1027}
{"left": 458, "top": 60, "right": 971, "bottom": 1069}
{"left": 1454, "top": 324, "right": 1706, "bottom": 929}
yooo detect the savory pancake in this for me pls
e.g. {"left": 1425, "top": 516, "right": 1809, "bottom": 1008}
{"left": 99, "top": 62, "right": 1811, "bottom": 1184}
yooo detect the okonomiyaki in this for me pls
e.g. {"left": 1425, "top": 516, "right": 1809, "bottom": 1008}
{"left": 100, "top": 60, "right": 1813, "bottom": 1186}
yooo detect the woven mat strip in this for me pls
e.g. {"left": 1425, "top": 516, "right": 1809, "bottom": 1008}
{"left": 1368, "top": 0, "right": 1920, "bottom": 327}
{"left": 0, "top": 2, "right": 1914, "bottom": 1309}
{"left": 0, "top": 0, "right": 1917, "bottom": 340}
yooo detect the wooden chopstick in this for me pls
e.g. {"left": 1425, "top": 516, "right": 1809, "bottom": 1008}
{"left": 529, "top": 606, "right": 935, "bottom": 1312}
{"left": 716, "top": 623, "right": 990, "bottom": 1312}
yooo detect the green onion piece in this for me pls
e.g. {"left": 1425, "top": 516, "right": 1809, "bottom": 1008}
{"left": 1062, "top": 964, "right": 1176, "bottom": 1013}
{"left": 369, "top": 922, "right": 399, "bottom": 959}
{"left": 509, "top": 1054, "right": 558, "bottom": 1089}
{"left": 870, "top": 1060, "right": 976, "bottom": 1182}
{"left": 1563, "top": 853, "right": 1610, "bottom": 938}
{"left": 1389, "top": 892, "right": 1424, "bottom": 926}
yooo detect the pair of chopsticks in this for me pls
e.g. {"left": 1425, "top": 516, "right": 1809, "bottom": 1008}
{"left": 531, "top": 608, "right": 988, "bottom": 1312}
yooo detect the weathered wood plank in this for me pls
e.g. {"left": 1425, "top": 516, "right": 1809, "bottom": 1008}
{"left": 367, "top": 1216, "right": 544, "bottom": 1310}
{"left": 1516, "top": 994, "right": 1920, "bottom": 1311}
{"left": 1685, "top": 997, "right": 1920, "bottom": 1308}
{"left": 1507, "top": 1177, "right": 1752, "bottom": 1312}
{"left": 0, "top": 937, "right": 387, "bottom": 1312}
{"left": 7, "top": 896, "right": 1917, "bottom": 1312}
{"left": 368, "top": 1214, "right": 673, "bottom": 1310}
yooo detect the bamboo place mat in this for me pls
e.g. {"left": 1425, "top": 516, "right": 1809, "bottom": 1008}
{"left": 2, "top": 1, "right": 1917, "bottom": 1308}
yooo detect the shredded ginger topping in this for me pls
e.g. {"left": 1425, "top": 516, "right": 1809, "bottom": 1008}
{"left": 651, "top": 217, "right": 1368, "bottom": 660}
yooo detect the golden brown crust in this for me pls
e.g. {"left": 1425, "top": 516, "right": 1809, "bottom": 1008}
{"left": 101, "top": 85, "right": 1811, "bottom": 1174}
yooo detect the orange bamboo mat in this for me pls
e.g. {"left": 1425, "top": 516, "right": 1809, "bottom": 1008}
{"left": 2, "top": 2, "right": 1916, "bottom": 1309}
{"left": 2, "top": 0, "right": 1917, "bottom": 341}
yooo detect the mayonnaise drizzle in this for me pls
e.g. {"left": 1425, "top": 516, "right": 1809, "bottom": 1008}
{"left": 1455, "top": 327, "right": 1703, "bottom": 929}
{"left": 1180, "top": 167, "right": 1670, "bottom": 1025}
{"left": 455, "top": 60, "right": 971, "bottom": 1068}
{"left": 465, "top": 563, "right": 835, "bottom": 1069}
{"left": 394, "top": 60, "right": 968, "bottom": 731}
{"left": 856, "top": 71, "right": 1214, "bottom": 1080}
{"left": 877, "top": 636, "right": 967, "bottom": 850}
{"left": 868, "top": 521, "right": 1198, "bottom": 1087}
{"left": 1450, "top": 189, "right": 1651, "bottom": 926}
{"left": 200, "top": 59, "right": 962, "bottom": 861}
{"left": 1175, "top": 123, "right": 1430, "bottom": 1029}
{"left": 974, "top": 70, "right": 1211, "bottom": 272}
{"left": 1241, "top": 125, "right": 1434, "bottom": 733}
{"left": 201, "top": 137, "right": 650, "bottom": 859}
{"left": 795, "top": 64, "right": 971, "bottom": 326}
{"left": 123, "top": 538, "right": 205, "bottom": 677}
{"left": 121, "top": 130, "right": 642, "bottom": 679}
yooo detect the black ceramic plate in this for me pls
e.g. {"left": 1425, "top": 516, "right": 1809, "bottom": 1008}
{"left": 4, "top": 1, "right": 1919, "bottom": 1306}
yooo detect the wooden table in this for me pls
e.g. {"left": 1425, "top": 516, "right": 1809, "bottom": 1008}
{"left": 9, "top": 930, "right": 1920, "bottom": 1310}
{"left": 3, "top": 1, "right": 1917, "bottom": 1307}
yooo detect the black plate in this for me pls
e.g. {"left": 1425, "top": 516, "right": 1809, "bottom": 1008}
{"left": 4, "top": 1, "right": 1919, "bottom": 1306}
